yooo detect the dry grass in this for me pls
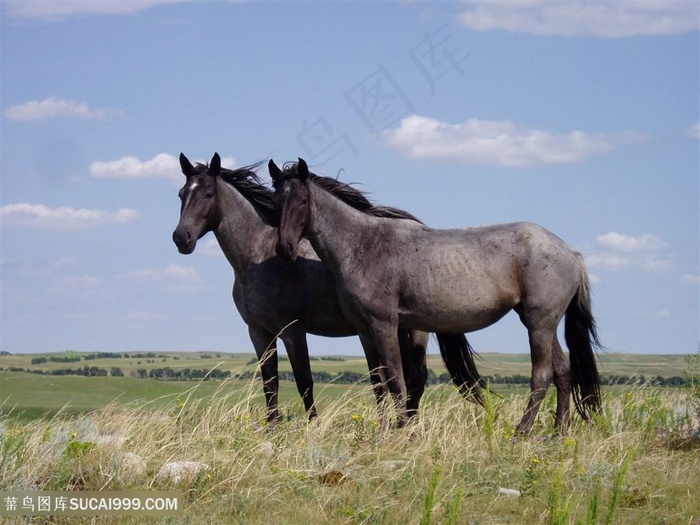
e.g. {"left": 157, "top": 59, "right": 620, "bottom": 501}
{"left": 1, "top": 376, "right": 698, "bottom": 525}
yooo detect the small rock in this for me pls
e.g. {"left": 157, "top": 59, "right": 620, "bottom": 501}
{"left": 497, "top": 487, "right": 521, "bottom": 497}
{"left": 259, "top": 441, "right": 275, "bottom": 459}
{"left": 156, "top": 461, "right": 209, "bottom": 485}
{"left": 96, "top": 434, "right": 128, "bottom": 449}
{"left": 377, "top": 460, "right": 409, "bottom": 471}
{"left": 120, "top": 452, "right": 147, "bottom": 480}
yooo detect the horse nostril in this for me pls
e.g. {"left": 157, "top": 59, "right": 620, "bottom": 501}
{"left": 276, "top": 241, "right": 295, "bottom": 262}
{"left": 173, "top": 228, "right": 193, "bottom": 250}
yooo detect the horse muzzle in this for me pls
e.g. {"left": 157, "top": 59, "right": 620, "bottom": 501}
{"left": 172, "top": 228, "right": 196, "bottom": 255}
{"left": 276, "top": 240, "right": 298, "bottom": 263}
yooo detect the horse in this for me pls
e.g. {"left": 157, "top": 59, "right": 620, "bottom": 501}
{"left": 269, "top": 158, "right": 602, "bottom": 433}
{"left": 172, "top": 152, "right": 430, "bottom": 424}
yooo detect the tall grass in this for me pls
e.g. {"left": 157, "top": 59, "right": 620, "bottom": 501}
{"left": 0, "top": 377, "right": 698, "bottom": 524}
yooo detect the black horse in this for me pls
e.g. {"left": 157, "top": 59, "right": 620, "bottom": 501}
{"left": 173, "top": 153, "right": 430, "bottom": 424}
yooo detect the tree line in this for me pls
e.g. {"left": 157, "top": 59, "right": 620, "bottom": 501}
{"left": 1, "top": 365, "right": 695, "bottom": 387}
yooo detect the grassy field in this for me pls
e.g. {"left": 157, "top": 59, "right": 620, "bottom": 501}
{"left": 0, "top": 351, "right": 693, "bottom": 423}
{"left": 1, "top": 352, "right": 697, "bottom": 524}
{"left": 0, "top": 375, "right": 698, "bottom": 524}
{"left": 0, "top": 371, "right": 369, "bottom": 423}
{"left": 1, "top": 349, "right": 692, "bottom": 377}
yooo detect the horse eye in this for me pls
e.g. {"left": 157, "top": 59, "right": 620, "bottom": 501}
{"left": 205, "top": 192, "right": 214, "bottom": 199}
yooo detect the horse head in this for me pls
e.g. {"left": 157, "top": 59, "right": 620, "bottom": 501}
{"left": 269, "top": 158, "right": 312, "bottom": 262}
{"left": 172, "top": 152, "right": 224, "bottom": 254}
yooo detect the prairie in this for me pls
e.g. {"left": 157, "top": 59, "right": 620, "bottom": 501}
{"left": 0, "top": 351, "right": 698, "bottom": 524}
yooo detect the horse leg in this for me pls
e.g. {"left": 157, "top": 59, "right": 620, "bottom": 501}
{"left": 249, "top": 326, "right": 281, "bottom": 425}
{"left": 516, "top": 326, "right": 555, "bottom": 435}
{"left": 399, "top": 329, "right": 428, "bottom": 420}
{"left": 360, "top": 323, "right": 409, "bottom": 428}
{"left": 279, "top": 327, "right": 317, "bottom": 420}
{"left": 360, "top": 338, "right": 390, "bottom": 416}
{"left": 552, "top": 335, "right": 572, "bottom": 432}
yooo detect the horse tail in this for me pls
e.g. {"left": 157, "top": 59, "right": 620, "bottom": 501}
{"left": 565, "top": 256, "right": 603, "bottom": 420}
{"left": 436, "top": 333, "right": 485, "bottom": 406}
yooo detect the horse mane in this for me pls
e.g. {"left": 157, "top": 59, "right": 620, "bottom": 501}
{"left": 194, "top": 161, "right": 277, "bottom": 223}
{"left": 281, "top": 163, "right": 423, "bottom": 224}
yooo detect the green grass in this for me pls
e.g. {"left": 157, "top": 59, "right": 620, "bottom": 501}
{"left": 0, "top": 381, "right": 698, "bottom": 525}
{"left": 1, "top": 350, "right": 692, "bottom": 424}
{"left": 0, "top": 371, "right": 371, "bottom": 424}
{"left": 2, "top": 349, "right": 692, "bottom": 377}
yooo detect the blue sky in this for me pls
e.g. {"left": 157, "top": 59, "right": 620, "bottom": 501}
{"left": 1, "top": 1, "right": 698, "bottom": 358}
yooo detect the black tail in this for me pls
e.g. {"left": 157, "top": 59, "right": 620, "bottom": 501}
{"left": 436, "top": 333, "right": 485, "bottom": 406}
{"left": 565, "top": 261, "right": 603, "bottom": 420}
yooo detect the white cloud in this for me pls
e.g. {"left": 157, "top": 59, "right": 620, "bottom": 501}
{"left": 119, "top": 264, "right": 202, "bottom": 292}
{"left": 0, "top": 203, "right": 140, "bottom": 229}
{"left": 688, "top": 123, "right": 700, "bottom": 140}
{"left": 46, "top": 274, "right": 106, "bottom": 298}
{"left": 164, "top": 264, "right": 199, "bottom": 280}
{"left": 199, "top": 238, "right": 223, "bottom": 257}
{"left": 681, "top": 274, "right": 700, "bottom": 285}
{"left": 55, "top": 275, "right": 103, "bottom": 289}
{"left": 3, "top": 97, "right": 126, "bottom": 121}
{"left": 595, "top": 232, "right": 668, "bottom": 253}
{"left": 3, "top": 0, "right": 188, "bottom": 19}
{"left": 585, "top": 232, "right": 674, "bottom": 273}
{"left": 378, "top": 115, "right": 632, "bottom": 167}
{"left": 89, "top": 153, "right": 237, "bottom": 183}
{"left": 459, "top": 1, "right": 699, "bottom": 38}
{"left": 90, "top": 154, "right": 180, "bottom": 181}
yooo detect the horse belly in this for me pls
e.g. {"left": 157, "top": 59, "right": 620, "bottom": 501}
{"left": 400, "top": 295, "right": 513, "bottom": 334}
{"left": 398, "top": 262, "right": 518, "bottom": 333}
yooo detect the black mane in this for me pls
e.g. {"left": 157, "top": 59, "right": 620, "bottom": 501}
{"left": 281, "top": 163, "right": 423, "bottom": 224}
{"left": 194, "top": 161, "right": 277, "bottom": 223}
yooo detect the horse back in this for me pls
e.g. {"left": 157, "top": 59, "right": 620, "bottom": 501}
{"left": 391, "top": 222, "right": 581, "bottom": 332}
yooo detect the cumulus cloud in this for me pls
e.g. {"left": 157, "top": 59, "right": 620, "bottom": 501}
{"left": 0, "top": 203, "right": 140, "bottom": 229}
{"left": 459, "top": 1, "right": 700, "bottom": 38}
{"left": 688, "top": 123, "right": 700, "bottom": 140}
{"left": 595, "top": 232, "right": 668, "bottom": 253}
{"left": 3, "top": 97, "right": 126, "bottom": 121}
{"left": 89, "top": 153, "right": 237, "bottom": 183}
{"left": 585, "top": 232, "right": 674, "bottom": 273}
{"left": 90, "top": 154, "right": 180, "bottom": 181}
{"left": 3, "top": 0, "right": 187, "bottom": 19}
{"left": 378, "top": 115, "right": 632, "bottom": 167}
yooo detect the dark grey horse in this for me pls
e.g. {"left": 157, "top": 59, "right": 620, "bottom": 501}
{"left": 270, "top": 158, "right": 602, "bottom": 433}
{"left": 172, "top": 153, "right": 429, "bottom": 424}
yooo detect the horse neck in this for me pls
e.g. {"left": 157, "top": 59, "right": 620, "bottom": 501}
{"left": 214, "top": 179, "right": 276, "bottom": 276}
{"left": 307, "top": 182, "right": 374, "bottom": 271}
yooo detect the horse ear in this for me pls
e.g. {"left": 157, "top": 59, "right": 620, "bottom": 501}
{"left": 268, "top": 159, "right": 283, "bottom": 186}
{"left": 209, "top": 152, "right": 221, "bottom": 177}
{"left": 179, "top": 153, "right": 194, "bottom": 177}
{"left": 297, "top": 158, "right": 309, "bottom": 181}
